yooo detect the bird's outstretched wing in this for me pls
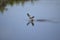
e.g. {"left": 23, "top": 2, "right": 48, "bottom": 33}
{"left": 27, "top": 13, "right": 31, "bottom": 17}
{"left": 31, "top": 16, "right": 34, "bottom": 18}
{"left": 31, "top": 22, "right": 34, "bottom": 26}
{"left": 27, "top": 22, "right": 30, "bottom": 26}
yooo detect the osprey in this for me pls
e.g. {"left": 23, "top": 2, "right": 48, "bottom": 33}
{"left": 27, "top": 13, "right": 34, "bottom": 26}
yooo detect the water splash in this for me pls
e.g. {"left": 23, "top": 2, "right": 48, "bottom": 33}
{"left": 36, "top": 19, "right": 60, "bottom": 23}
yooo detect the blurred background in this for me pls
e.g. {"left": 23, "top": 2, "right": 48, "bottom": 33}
{"left": 0, "top": 0, "right": 60, "bottom": 40}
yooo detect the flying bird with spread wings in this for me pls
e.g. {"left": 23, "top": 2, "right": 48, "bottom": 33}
{"left": 27, "top": 13, "right": 34, "bottom": 26}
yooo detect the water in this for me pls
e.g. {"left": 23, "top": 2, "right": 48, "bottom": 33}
{"left": 0, "top": 0, "right": 60, "bottom": 40}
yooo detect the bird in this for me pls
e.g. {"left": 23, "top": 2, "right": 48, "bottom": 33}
{"left": 27, "top": 13, "right": 34, "bottom": 26}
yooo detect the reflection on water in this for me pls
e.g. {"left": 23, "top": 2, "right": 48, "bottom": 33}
{"left": 0, "top": 0, "right": 38, "bottom": 13}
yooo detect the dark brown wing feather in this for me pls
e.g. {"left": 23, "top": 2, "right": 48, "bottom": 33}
{"left": 32, "top": 16, "right": 34, "bottom": 18}
{"left": 27, "top": 13, "right": 30, "bottom": 17}
{"left": 31, "top": 22, "right": 34, "bottom": 26}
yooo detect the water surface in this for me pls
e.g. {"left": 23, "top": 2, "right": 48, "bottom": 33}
{"left": 0, "top": 0, "right": 60, "bottom": 40}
